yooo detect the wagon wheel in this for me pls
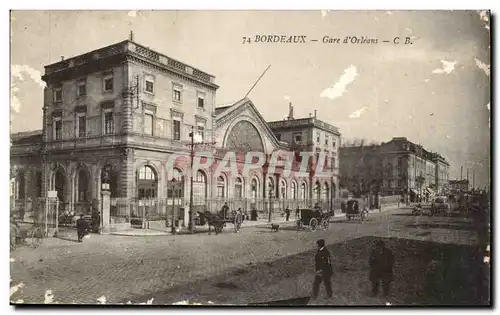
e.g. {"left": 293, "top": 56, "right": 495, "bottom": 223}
{"left": 322, "top": 218, "right": 329, "bottom": 231}
{"left": 296, "top": 219, "right": 302, "bottom": 231}
{"left": 29, "top": 227, "right": 44, "bottom": 248}
{"left": 309, "top": 218, "right": 318, "bottom": 231}
{"left": 234, "top": 213, "right": 242, "bottom": 233}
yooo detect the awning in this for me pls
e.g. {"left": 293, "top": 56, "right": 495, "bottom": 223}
{"left": 426, "top": 188, "right": 435, "bottom": 195}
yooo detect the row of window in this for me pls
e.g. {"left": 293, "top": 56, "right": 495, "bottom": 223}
{"left": 52, "top": 111, "right": 114, "bottom": 141}
{"left": 52, "top": 73, "right": 206, "bottom": 110}
{"left": 143, "top": 113, "right": 205, "bottom": 141}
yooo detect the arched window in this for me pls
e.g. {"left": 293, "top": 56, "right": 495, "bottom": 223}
{"left": 235, "top": 177, "right": 243, "bottom": 199}
{"left": 323, "top": 183, "right": 329, "bottom": 201}
{"left": 77, "top": 168, "right": 90, "bottom": 202}
{"left": 53, "top": 169, "right": 65, "bottom": 202}
{"left": 300, "top": 182, "right": 307, "bottom": 200}
{"left": 251, "top": 178, "right": 259, "bottom": 201}
{"left": 314, "top": 181, "right": 321, "bottom": 201}
{"left": 138, "top": 165, "right": 158, "bottom": 199}
{"left": 217, "top": 176, "right": 226, "bottom": 198}
{"left": 16, "top": 170, "right": 26, "bottom": 200}
{"left": 167, "top": 168, "right": 184, "bottom": 198}
{"left": 291, "top": 181, "right": 297, "bottom": 200}
{"left": 279, "top": 179, "right": 287, "bottom": 199}
{"left": 193, "top": 170, "right": 207, "bottom": 200}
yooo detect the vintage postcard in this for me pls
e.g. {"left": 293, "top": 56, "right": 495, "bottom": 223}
{"left": 9, "top": 10, "right": 491, "bottom": 306}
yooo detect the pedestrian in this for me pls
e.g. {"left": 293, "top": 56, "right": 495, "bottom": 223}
{"left": 76, "top": 214, "right": 88, "bottom": 243}
{"left": 295, "top": 207, "right": 300, "bottom": 219}
{"left": 369, "top": 240, "right": 394, "bottom": 297}
{"left": 312, "top": 239, "right": 333, "bottom": 299}
{"left": 221, "top": 202, "right": 229, "bottom": 219}
{"left": 285, "top": 207, "right": 290, "bottom": 221}
{"left": 91, "top": 208, "right": 101, "bottom": 233}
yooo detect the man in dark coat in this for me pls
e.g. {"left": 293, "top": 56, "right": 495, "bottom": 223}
{"left": 221, "top": 202, "right": 229, "bottom": 219}
{"left": 285, "top": 207, "right": 291, "bottom": 221}
{"left": 76, "top": 214, "right": 88, "bottom": 243}
{"left": 369, "top": 240, "right": 394, "bottom": 297}
{"left": 312, "top": 239, "right": 333, "bottom": 299}
{"left": 91, "top": 208, "right": 101, "bottom": 233}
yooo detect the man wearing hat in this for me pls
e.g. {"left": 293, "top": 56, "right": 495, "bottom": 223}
{"left": 312, "top": 239, "right": 333, "bottom": 299}
{"left": 76, "top": 214, "right": 88, "bottom": 243}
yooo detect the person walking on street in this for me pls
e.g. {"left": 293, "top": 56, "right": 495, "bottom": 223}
{"left": 369, "top": 240, "right": 394, "bottom": 297}
{"left": 76, "top": 214, "right": 88, "bottom": 243}
{"left": 312, "top": 239, "right": 333, "bottom": 299}
{"left": 285, "top": 207, "right": 291, "bottom": 222}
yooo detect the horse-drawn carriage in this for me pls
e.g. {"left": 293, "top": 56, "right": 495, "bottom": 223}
{"left": 345, "top": 199, "right": 368, "bottom": 221}
{"left": 197, "top": 208, "right": 243, "bottom": 235}
{"left": 296, "top": 208, "right": 330, "bottom": 231}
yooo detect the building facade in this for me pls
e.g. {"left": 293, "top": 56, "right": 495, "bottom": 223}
{"left": 448, "top": 179, "right": 469, "bottom": 192}
{"left": 267, "top": 104, "right": 341, "bottom": 207}
{"left": 339, "top": 137, "right": 450, "bottom": 201}
{"left": 10, "top": 39, "right": 340, "bottom": 230}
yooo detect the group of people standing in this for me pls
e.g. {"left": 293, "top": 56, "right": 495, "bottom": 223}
{"left": 312, "top": 238, "right": 395, "bottom": 300}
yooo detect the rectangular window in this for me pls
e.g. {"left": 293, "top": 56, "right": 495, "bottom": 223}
{"left": 78, "top": 115, "right": 86, "bottom": 138}
{"left": 316, "top": 132, "right": 320, "bottom": 144}
{"left": 293, "top": 132, "right": 302, "bottom": 144}
{"left": 77, "top": 80, "right": 86, "bottom": 97}
{"left": 54, "top": 88, "right": 62, "bottom": 102}
{"left": 198, "top": 96, "right": 205, "bottom": 109}
{"left": 197, "top": 125, "right": 205, "bottom": 142}
{"left": 325, "top": 135, "right": 329, "bottom": 146}
{"left": 173, "top": 89, "right": 182, "bottom": 102}
{"left": 104, "top": 112, "right": 114, "bottom": 135}
{"left": 173, "top": 120, "right": 181, "bottom": 140}
{"left": 275, "top": 133, "right": 281, "bottom": 141}
{"left": 144, "top": 113, "right": 154, "bottom": 136}
{"left": 54, "top": 118, "right": 62, "bottom": 140}
{"left": 103, "top": 74, "right": 113, "bottom": 92}
{"left": 145, "top": 75, "right": 155, "bottom": 94}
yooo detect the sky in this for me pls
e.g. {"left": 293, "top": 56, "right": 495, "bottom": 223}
{"left": 10, "top": 10, "right": 491, "bottom": 188}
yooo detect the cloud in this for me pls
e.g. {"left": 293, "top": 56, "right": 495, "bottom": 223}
{"left": 474, "top": 58, "right": 490, "bottom": 76}
{"left": 11, "top": 64, "right": 46, "bottom": 114}
{"left": 321, "top": 10, "right": 330, "bottom": 18}
{"left": 283, "top": 95, "right": 291, "bottom": 101}
{"left": 128, "top": 10, "right": 138, "bottom": 17}
{"left": 349, "top": 106, "right": 368, "bottom": 118}
{"left": 432, "top": 60, "right": 457, "bottom": 75}
{"left": 320, "top": 65, "right": 358, "bottom": 101}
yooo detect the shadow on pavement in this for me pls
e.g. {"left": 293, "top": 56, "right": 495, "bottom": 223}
{"left": 126, "top": 236, "right": 489, "bottom": 306}
{"left": 248, "top": 296, "right": 311, "bottom": 306}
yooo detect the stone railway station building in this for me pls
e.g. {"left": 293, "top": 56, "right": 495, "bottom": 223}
{"left": 10, "top": 39, "right": 341, "bottom": 230}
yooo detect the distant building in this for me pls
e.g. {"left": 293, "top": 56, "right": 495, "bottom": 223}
{"left": 267, "top": 104, "right": 341, "bottom": 204}
{"left": 339, "top": 137, "right": 450, "bottom": 201}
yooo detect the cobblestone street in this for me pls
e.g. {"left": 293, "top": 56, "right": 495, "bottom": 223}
{"left": 10, "top": 207, "right": 483, "bottom": 305}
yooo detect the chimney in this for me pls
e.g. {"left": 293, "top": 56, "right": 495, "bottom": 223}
{"left": 309, "top": 113, "right": 312, "bottom": 118}
{"left": 130, "top": 30, "right": 134, "bottom": 41}
{"left": 287, "top": 102, "right": 294, "bottom": 120}
{"left": 314, "top": 110, "right": 317, "bottom": 118}
{"left": 61, "top": 56, "right": 65, "bottom": 61}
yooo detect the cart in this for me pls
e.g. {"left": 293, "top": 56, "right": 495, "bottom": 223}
{"left": 197, "top": 210, "right": 243, "bottom": 235}
{"left": 296, "top": 208, "right": 330, "bottom": 231}
{"left": 345, "top": 200, "right": 368, "bottom": 221}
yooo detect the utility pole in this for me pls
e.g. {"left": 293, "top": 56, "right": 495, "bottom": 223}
{"left": 188, "top": 126, "right": 195, "bottom": 234}
{"left": 466, "top": 168, "right": 470, "bottom": 191}
{"left": 473, "top": 169, "right": 476, "bottom": 190}
{"left": 460, "top": 165, "right": 463, "bottom": 180}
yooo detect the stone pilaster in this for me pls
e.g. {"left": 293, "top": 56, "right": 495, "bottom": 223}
{"left": 120, "top": 148, "right": 135, "bottom": 198}
{"left": 121, "top": 91, "right": 133, "bottom": 135}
